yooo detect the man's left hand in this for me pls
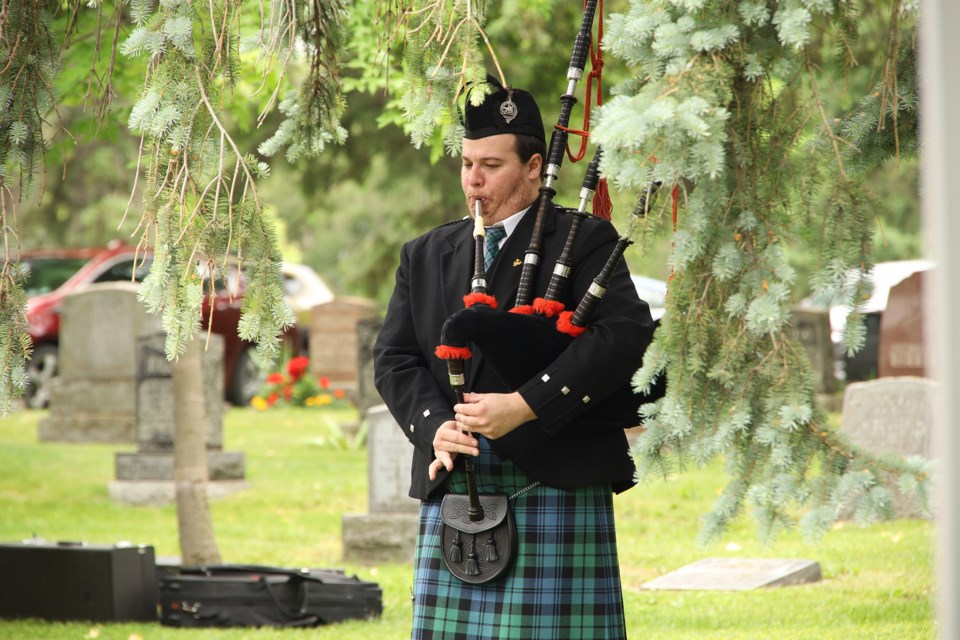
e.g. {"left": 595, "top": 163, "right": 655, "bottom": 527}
{"left": 454, "top": 392, "right": 536, "bottom": 440}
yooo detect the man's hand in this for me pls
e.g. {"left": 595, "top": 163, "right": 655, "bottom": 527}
{"left": 454, "top": 391, "right": 536, "bottom": 440}
{"left": 428, "top": 420, "right": 480, "bottom": 481}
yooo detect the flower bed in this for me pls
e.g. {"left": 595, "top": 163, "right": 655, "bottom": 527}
{"left": 251, "top": 356, "right": 348, "bottom": 409}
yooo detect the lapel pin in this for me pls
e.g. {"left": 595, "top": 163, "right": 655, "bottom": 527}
{"left": 513, "top": 259, "right": 522, "bottom": 267}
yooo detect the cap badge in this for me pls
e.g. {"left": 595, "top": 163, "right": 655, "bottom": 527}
{"left": 499, "top": 90, "right": 518, "bottom": 124}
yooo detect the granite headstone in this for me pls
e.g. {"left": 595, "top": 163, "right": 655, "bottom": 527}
{"left": 39, "top": 283, "right": 161, "bottom": 443}
{"left": 109, "top": 333, "right": 247, "bottom": 505}
{"left": 342, "top": 404, "right": 419, "bottom": 563}
{"left": 840, "top": 376, "right": 936, "bottom": 518}
{"left": 642, "top": 558, "right": 822, "bottom": 591}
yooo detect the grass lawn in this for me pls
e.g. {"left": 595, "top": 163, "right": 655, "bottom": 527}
{"left": 0, "top": 407, "right": 935, "bottom": 639}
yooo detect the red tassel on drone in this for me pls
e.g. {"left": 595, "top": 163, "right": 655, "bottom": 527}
{"left": 533, "top": 298, "right": 566, "bottom": 318}
{"left": 510, "top": 305, "right": 536, "bottom": 315}
{"left": 463, "top": 292, "right": 498, "bottom": 309}
{"left": 435, "top": 345, "right": 473, "bottom": 360}
{"left": 556, "top": 311, "right": 588, "bottom": 337}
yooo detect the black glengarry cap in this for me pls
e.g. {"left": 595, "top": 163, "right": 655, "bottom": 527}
{"left": 462, "top": 75, "right": 545, "bottom": 145}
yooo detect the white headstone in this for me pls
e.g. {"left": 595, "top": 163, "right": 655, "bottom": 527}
{"left": 642, "top": 558, "right": 821, "bottom": 591}
{"left": 367, "top": 404, "right": 419, "bottom": 513}
{"left": 840, "top": 376, "right": 936, "bottom": 518}
{"left": 342, "top": 404, "right": 419, "bottom": 563}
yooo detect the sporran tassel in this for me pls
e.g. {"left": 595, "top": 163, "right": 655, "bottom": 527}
{"left": 448, "top": 533, "right": 463, "bottom": 563}
{"left": 464, "top": 537, "right": 480, "bottom": 576}
{"left": 482, "top": 536, "right": 499, "bottom": 563}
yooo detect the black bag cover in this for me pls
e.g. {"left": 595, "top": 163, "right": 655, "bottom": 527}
{"left": 159, "top": 564, "right": 382, "bottom": 628}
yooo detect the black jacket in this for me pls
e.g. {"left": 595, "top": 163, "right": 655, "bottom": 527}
{"left": 373, "top": 204, "right": 656, "bottom": 499}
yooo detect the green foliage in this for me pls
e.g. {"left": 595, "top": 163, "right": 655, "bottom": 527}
{"left": 123, "top": 0, "right": 293, "bottom": 363}
{"left": 595, "top": 0, "right": 926, "bottom": 542}
{"left": 257, "top": 0, "right": 349, "bottom": 162}
{"left": 0, "top": 0, "right": 61, "bottom": 412}
{"left": 373, "top": 0, "right": 493, "bottom": 152}
{"left": 0, "top": 263, "right": 30, "bottom": 415}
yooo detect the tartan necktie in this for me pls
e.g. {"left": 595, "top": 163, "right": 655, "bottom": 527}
{"left": 484, "top": 226, "right": 507, "bottom": 271}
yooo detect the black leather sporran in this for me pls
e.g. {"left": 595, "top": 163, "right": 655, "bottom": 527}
{"left": 439, "top": 493, "right": 516, "bottom": 584}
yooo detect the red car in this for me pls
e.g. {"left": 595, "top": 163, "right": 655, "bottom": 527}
{"left": 22, "top": 241, "right": 298, "bottom": 408}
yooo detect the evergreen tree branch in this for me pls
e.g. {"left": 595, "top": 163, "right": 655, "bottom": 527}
{"left": 806, "top": 58, "right": 848, "bottom": 177}
{"left": 596, "top": 0, "right": 926, "bottom": 542}
{"left": 194, "top": 69, "right": 261, "bottom": 208}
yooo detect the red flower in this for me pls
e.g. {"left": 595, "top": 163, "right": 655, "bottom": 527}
{"left": 286, "top": 356, "right": 309, "bottom": 381}
{"left": 333, "top": 388, "right": 346, "bottom": 400}
{"left": 266, "top": 372, "right": 285, "bottom": 385}
{"left": 283, "top": 385, "right": 293, "bottom": 400}
{"left": 267, "top": 393, "right": 279, "bottom": 406}
{"left": 319, "top": 376, "right": 330, "bottom": 390}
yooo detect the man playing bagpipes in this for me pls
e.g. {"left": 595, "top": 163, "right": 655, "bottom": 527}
{"left": 373, "top": 77, "right": 657, "bottom": 638}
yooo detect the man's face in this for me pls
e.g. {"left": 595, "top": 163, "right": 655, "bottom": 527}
{"left": 461, "top": 134, "right": 541, "bottom": 225}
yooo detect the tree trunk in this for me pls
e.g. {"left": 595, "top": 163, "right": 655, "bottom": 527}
{"left": 173, "top": 338, "right": 221, "bottom": 565}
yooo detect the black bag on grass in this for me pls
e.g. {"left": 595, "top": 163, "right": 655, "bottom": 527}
{"left": 158, "top": 564, "right": 382, "bottom": 628}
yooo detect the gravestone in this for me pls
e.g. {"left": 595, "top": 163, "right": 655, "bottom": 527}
{"left": 789, "top": 308, "right": 838, "bottom": 394}
{"left": 342, "top": 404, "right": 419, "bottom": 563}
{"left": 355, "top": 316, "right": 384, "bottom": 414}
{"left": 109, "top": 333, "right": 247, "bottom": 506}
{"left": 642, "top": 558, "right": 821, "bottom": 591}
{"left": 879, "top": 270, "right": 927, "bottom": 378}
{"left": 133, "top": 332, "right": 224, "bottom": 449}
{"left": 840, "top": 377, "right": 936, "bottom": 518}
{"left": 40, "top": 283, "right": 161, "bottom": 443}
{"left": 309, "top": 297, "right": 378, "bottom": 400}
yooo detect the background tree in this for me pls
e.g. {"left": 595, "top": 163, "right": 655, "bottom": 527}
{"left": 593, "top": 0, "right": 925, "bottom": 541}
{"left": 173, "top": 339, "right": 220, "bottom": 564}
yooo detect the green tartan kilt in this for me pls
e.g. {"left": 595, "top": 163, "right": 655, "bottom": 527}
{"left": 411, "top": 438, "right": 627, "bottom": 639}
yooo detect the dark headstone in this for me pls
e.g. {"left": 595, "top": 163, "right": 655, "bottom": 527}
{"left": 356, "top": 316, "right": 384, "bottom": 414}
{"left": 879, "top": 270, "right": 927, "bottom": 378}
{"left": 309, "top": 297, "right": 378, "bottom": 399}
{"left": 790, "top": 308, "right": 838, "bottom": 393}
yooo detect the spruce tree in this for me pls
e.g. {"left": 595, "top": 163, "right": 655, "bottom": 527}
{"left": 592, "top": 0, "right": 926, "bottom": 541}
{"left": 0, "top": 1, "right": 60, "bottom": 413}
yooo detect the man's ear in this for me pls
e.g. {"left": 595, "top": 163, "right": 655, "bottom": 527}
{"left": 527, "top": 153, "right": 543, "bottom": 181}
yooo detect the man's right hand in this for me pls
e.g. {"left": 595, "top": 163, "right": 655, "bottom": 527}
{"left": 428, "top": 420, "right": 480, "bottom": 480}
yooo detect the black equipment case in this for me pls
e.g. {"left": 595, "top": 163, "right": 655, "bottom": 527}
{"left": 158, "top": 564, "right": 382, "bottom": 628}
{"left": 0, "top": 540, "right": 157, "bottom": 622}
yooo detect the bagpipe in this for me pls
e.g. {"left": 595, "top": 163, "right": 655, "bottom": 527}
{"left": 430, "top": 0, "right": 668, "bottom": 542}
{"left": 433, "top": 0, "right": 667, "bottom": 441}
